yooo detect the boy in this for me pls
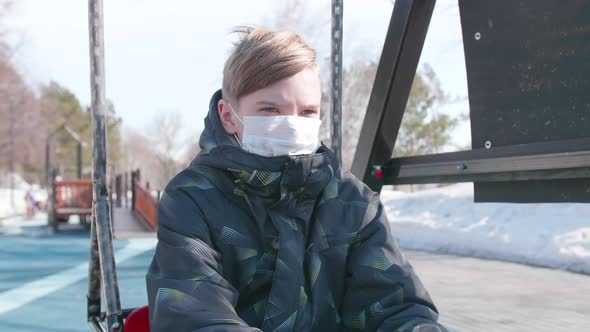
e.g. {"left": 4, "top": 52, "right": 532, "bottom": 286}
{"left": 146, "top": 27, "right": 447, "bottom": 332}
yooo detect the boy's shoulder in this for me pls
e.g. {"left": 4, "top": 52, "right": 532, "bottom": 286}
{"left": 334, "top": 168, "right": 379, "bottom": 204}
{"left": 164, "top": 166, "right": 218, "bottom": 195}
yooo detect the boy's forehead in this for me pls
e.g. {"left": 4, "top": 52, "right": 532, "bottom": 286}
{"left": 242, "top": 69, "right": 321, "bottom": 106}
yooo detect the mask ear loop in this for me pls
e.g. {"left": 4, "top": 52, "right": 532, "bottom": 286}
{"left": 227, "top": 102, "right": 243, "bottom": 147}
{"left": 227, "top": 102, "right": 244, "bottom": 125}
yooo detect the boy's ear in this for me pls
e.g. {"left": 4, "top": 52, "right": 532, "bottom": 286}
{"left": 218, "top": 99, "right": 237, "bottom": 135}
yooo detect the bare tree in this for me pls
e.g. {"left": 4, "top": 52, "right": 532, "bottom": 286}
{"left": 149, "top": 112, "right": 184, "bottom": 185}
{"left": 340, "top": 59, "right": 379, "bottom": 170}
{"left": 120, "top": 127, "right": 162, "bottom": 188}
{"left": 0, "top": 0, "right": 13, "bottom": 57}
{"left": 0, "top": 56, "right": 42, "bottom": 184}
{"left": 120, "top": 111, "right": 186, "bottom": 190}
{"left": 0, "top": 1, "right": 52, "bottom": 186}
{"left": 179, "top": 133, "right": 201, "bottom": 168}
{"left": 265, "top": 0, "right": 330, "bottom": 48}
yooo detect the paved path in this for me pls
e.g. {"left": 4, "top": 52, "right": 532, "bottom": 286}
{"left": 406, "top": 251, "right": 590, "bottom": 331}
{"left": 0, "top": 215, "right": 588, "bottom": 331}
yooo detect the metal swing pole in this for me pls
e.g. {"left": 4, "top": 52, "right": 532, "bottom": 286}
{"left": 331, "top": 0, "right": 343, "bottom": 163}
{"left": 87, "top": 0, "right": 123, "bottom": 331}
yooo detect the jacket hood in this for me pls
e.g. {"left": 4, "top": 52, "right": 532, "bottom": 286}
{"left": 190, "top": 89, "right": 339, "bottom": 202}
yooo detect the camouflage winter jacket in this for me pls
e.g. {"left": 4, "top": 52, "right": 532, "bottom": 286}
{"left": 146, "top": 90, "right": 447, "bottom": 332}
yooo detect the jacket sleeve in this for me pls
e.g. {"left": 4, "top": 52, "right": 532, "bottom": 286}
{"left": 341, "top": 192, "right": 448, "bottom": 332}
{"left": 146, "top": 185, "right": 261, "bottom": 332}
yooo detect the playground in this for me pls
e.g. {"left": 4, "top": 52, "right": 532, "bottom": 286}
{"left": 1, "top": 213, "right": 588, "bottom": 332}
{"left": 1, "top": 0, "right": 589, "bottom": 331}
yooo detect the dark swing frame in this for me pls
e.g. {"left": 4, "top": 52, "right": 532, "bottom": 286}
{"left": 350, "top": 0, "right": 590, "bottom": 194}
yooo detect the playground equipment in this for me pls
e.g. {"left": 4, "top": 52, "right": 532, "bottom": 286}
{"left": 84, "top": 0, "right": 590, "bottom": 331}
{"left": 45, "top": 124, "right": 92, "bottom": 230}
{"left": 351, "top": 0, "right": 590, "bottom": 203}
{"left": 48, "top": 175, "right": 93, "bottom": 230}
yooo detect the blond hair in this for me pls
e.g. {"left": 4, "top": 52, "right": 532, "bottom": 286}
{"left": 222, "top": 26, "right": 318, "bottom": 104}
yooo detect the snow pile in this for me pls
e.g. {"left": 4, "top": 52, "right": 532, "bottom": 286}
{"left": 0, "top": 173, "right": 29, "bottom": 218}
{"left": 0, "top": 173, "right": 46, "bottom": 219}
{"left": 0, "top": 188, "right": 27, "bottom": 219}
{"left": 382, "top": 183, "right": 590, "bottom": 274}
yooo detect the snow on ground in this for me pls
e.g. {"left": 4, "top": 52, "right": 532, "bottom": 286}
{"left": 0, "top": 188, "right": 27, "bottom": 219}
{"left": 382, "top": 183, "right": 590, "bottom": 274}
{"left": 0, "top": 173, "right": 29, "bottom": 218}
{"left": 0, "top": 173, "right": 46, "bottom": 219}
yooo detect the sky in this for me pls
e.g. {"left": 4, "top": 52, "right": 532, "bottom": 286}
{"left": 4, "top": 0, "right": 470, "bottom": 150}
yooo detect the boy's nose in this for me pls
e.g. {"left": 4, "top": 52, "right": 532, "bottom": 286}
{"left": 284, "top": 105, "right": 300, "bottom": 116}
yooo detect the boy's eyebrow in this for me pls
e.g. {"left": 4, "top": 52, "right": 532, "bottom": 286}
{"left": 255, "top": 100, "right": 320, "bottom": 109}
{"left": 255, "top": 100, "right": 285, "bottom": 107}
{"left": 302, "top": 104, "right": 320, "bottom": 109}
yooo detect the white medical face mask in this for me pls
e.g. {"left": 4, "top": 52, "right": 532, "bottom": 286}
{"left": 228, "top": 103, "right": 321, "bottom": 157}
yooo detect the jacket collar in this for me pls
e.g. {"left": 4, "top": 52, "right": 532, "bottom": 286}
{"left": 191, "top": 89, "right": 339, "bottom": 201}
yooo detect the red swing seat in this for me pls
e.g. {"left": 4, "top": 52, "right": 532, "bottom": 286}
{"left": 124, "top": 305, "right": 150, "bottom": 332}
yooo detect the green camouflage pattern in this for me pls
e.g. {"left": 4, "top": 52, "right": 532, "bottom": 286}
{"left": 146, "top": 90, "right": 447, "bottom": 332}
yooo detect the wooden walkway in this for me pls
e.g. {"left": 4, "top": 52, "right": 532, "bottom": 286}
{"left": 112, "top": 206, "right": 155, "bottom": 239}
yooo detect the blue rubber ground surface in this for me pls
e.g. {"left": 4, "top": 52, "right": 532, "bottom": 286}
{"left": 3, "top": 215, "right": 588, "bottom": 331}
{"left": 0, "top": 215, "right": 155, "bottom": 332}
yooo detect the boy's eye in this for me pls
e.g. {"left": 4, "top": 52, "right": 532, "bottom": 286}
{"left": 261, "top": 107, "right": 279, "bottom": 113}
{"left": 302, "top": 109, "right": 318, "bottom": 115}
